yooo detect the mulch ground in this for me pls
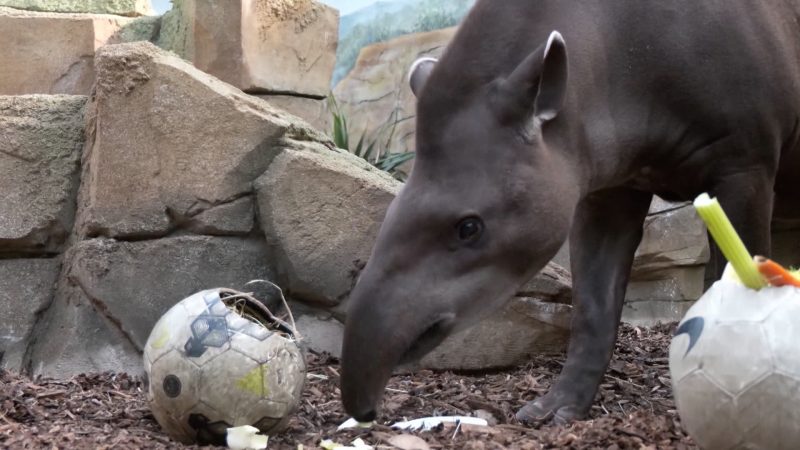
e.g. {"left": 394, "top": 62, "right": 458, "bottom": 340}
{"left": 0, "top": 323, "right": 695, "bottom": 449}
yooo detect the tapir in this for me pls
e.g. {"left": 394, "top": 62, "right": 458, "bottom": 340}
{"left": 340, "top": 0, "right": 800, "bottom": 424}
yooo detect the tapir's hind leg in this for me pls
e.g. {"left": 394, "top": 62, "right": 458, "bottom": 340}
{"left": 517, "top": 188, "right": 652, "bottom": 424}
{"left": 709, "top": 170, "right": 775, "bottom": 276}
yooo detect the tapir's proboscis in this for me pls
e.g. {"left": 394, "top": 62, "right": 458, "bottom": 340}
{"left": 340, "top": 0, "right": 800, "bottom": 424}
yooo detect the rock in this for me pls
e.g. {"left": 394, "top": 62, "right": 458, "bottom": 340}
{"left": 26, "top": 236, "right": 273, "bottom": 377}
{"left": 255, "top": 147, "right": 401, "bottom": 307}
{"left": 621, "top": 199, "right": 709, "bottom": 322}
{"left": 517, "top": 262, "right": 572, "bottom": 304}
{"left": 26, "top": 275, "right": 145, "bottom": 378}
{"left": 623, "top": 266, "right": 705, "bottom": 326}
{"left": 0, "top": 259, "right": 59, "bottom": 372}
{"left": 292, "top": 306, "right": 344, "bottom": 357}
{"left": 159, "top": 0, "right": 338, "bottom": 97}
{"left": 0, "top": 95, "right": 85, "bottom": 255}
{"left": 0, "top": 7, "right": 135, "bottom": 95}
{"left": 413, "top": 297, "right": 572, "bottom": 371}
{"left": 0, "top": 0, "right": 154, "bottom": 16}
{"left": 622, "top": 298, "right": 695, "bottom": 327}
{"left": 186, "top": 196, "right": 255, "bottom": 236}
{"left": 255, "top": 94, "right": 332, "bottom": 135}
{"left": 75, "top": 41, "right": 332, "bottom": 240}
{"left": 333, "top": 27, "right": 456, "bottom": 172}
{"left": 632, "top": 200, "right": 709, "bottom": 275}
{"left": 452, "top": 263, "right": 572, "bottom": 364}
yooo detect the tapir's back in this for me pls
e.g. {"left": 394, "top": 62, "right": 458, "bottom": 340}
{"left": 418, "top": 0, "right": 800, "bottom": 199}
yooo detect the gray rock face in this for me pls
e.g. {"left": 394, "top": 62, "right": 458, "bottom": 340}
{"left": 75, "top": 41, "right": 331, "bottom": 240}
{"left": 26, "top": 275, "right": 144, "bottom": 378}
{"left": 633, "top": 200, "right": 709, "bottom": 275}
{"left": 0, "top": 95, "right": 85, "bottom": 255}
{"left": 517, "top": 262, "right": 572, "bottom": 304}
{"left": 413, "top": 297, "right": 572, "bottom": 371}
{"left": 256, "top": 147, "right": 401, "bottom": 307}
{"left": 624, "top": 266, "right": 706, "bottom": 326}
{"left": 0, "top": 258, "right": 59, "bottom": 372}
{"left": 27, "top": 236, "right": 273, "bottom": 378}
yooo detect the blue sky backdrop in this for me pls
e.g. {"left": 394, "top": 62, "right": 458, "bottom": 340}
{"left": 151, "top": 0, "right": 366, "bottom": 16}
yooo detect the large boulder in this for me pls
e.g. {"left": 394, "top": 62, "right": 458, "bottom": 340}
{"left": 75, "top": 41, "right": 332, "bottom": 240}
{"left": 0, "top": 7, "right": 135, "bottom": 95}
{"left": 0, "top": 0, "right": 154, "bottom": 16}
{"left": 26, "top": 236, "right": 272, "bottom": 378}
{"left": 159, "top": 0, "right": 338, "bottom": 97}
{"left": 416, "top": 295, "right": 571, "bottom": 371}
{"left": 256, "top": 148, "right": 401, "bottom": 307}
{"left": 0, "top": 95, "right": 85, "bottom": 255}
{"left": 0, "top": 259, "right": 60, "bottom": 372}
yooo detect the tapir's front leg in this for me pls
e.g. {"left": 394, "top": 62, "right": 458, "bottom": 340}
{"left": 517, "top": 188, "right": 653, "bottom": 424}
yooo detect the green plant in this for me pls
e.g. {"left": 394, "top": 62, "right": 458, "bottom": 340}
{"left": 328, "top": 95, "right": 416, "bottom": 181}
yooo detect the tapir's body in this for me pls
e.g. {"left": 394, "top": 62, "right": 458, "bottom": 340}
{"left": 341, "top": 0, "right": 800, "bottom": 424}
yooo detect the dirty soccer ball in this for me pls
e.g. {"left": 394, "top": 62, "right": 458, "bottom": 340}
{"left": 143, "top": 288, "right": 305, "bottom": 445}
{"left": 669, "top": 280, "right": 800, "bottom": 449}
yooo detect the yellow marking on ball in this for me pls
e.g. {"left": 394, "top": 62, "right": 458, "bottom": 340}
{"left": 236, "top": 365, "right": 265, "bottom": 396}
{"left": 150, "top": 325, "right": 170, "bottom": 350}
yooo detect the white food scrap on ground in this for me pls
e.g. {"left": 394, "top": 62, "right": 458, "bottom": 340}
{"left": 226, "top": 425, "right": 269, "bottom": 450}
{"left": 320, "top": 437, "right": 374, "bottom": 449}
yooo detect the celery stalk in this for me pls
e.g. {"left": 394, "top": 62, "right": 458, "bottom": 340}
{"left": 693, "top": 193, "right": 764, "bottom": 290}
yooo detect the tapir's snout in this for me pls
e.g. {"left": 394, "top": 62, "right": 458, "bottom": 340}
{"left": 340, "top": 269, "right": 458, "bottom": 421}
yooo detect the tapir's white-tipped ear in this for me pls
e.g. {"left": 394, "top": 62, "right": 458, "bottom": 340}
{"left": 535, "top": 30, "right": 568, "bottom": 121}
{"left": 497, "top": 30, "right": 568, "bottom": 124}
{"left": 544, "top": 31, "right": 564, "bottom": 59}
{"left": 408, "top": 57, "right": 437, "bottom": 98}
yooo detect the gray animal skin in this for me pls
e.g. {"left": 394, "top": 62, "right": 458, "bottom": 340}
{"left": 340, "top": 0, "right": 800, "bottom": 424}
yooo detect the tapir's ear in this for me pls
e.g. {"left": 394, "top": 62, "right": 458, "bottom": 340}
{"left": 498, "top": 31, "right": 568, "bottom": 123}
{"left": 408, "top": 57, "right": 437, "bottom": 98}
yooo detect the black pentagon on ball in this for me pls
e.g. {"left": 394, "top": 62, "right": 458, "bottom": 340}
{"left": 162, "top": 374, "right": 182, "bottom": 398}
{"left": 253, "top": 416, "right": 285, "bottom": 433}
{"left": 187, "top": 413, "right": 231, "bottom": 446}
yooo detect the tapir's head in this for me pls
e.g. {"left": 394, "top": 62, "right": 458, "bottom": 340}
{"left": 341, "top": 31, "right": 580, "bottom": 421}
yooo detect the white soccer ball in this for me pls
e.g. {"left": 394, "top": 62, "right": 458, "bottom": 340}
{"left": 669, "top": 279, "right": 800, "bottom": 449}
{"left": 143, "top": 288, "right": 305, "bottom": 445}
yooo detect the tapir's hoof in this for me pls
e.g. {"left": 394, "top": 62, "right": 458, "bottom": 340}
{"left": 516, "top": 400, "right": 585, "bottom": 425}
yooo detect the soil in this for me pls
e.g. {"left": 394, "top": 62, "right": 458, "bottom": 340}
{"left": 0, "top": 323, "right": 695, "bottom": 449}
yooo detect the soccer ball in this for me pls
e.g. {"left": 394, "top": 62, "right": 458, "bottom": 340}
{"left": 669, "top": 279, "right": 800, "bottom": 449}
{"left": 143, "top": 288, "right": 306, "bottom": 445}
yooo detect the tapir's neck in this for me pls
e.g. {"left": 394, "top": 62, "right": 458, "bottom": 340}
{"left": 422, "top": 1, "right": 637, "bottom": 197}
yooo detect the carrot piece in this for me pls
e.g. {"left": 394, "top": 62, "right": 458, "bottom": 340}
{"left": 756, "top": 256, "right": 800, "bottom": 287}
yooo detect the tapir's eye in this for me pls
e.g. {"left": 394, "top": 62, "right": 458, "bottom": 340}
{"left": 456, "top": 217, "right": 484, "bottom": 242}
